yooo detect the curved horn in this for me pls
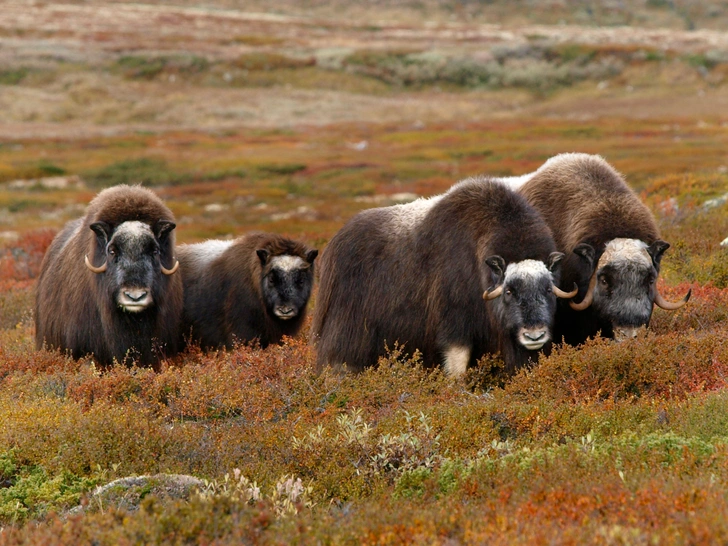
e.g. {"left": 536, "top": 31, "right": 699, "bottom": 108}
{"left": 570, "top": 271, "right": 597, "bottom": 311}
{"left": 483, "top": 285, "right": 504, "bottom": 301}
{"left": 84, "top": 254, "right": 107, "bottom": 274}
{"left": 553, "top": 283, "right": 579, "bottom": 299}
{"left": 654, "top": 287, "right": 691, "bottom": 310}
{"left": 161, "top": 259, "right": 179, "bottom": 276}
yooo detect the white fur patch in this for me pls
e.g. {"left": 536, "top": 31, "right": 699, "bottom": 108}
{"left": 494, "top": 153, "right": 607, "bottom": 190}
{"left": 115, "top": 220, "right": 152, "bottom": 239}
{"left": 598, "top": 238, "right": 651, "bottom": 269}
{"left": 496, "top": 173, "right": 534, "bottom": 191}
{"left": 179, "top": 240, "right": 233, "bottom": 270}
{"left": 504, "top": 259, "right": 552, "bottom": 282}
{"left": 388, "top": 195, "right": 442, "bottom": 234}
{"left": 270, "top": 254, "right": 306, "bottom": 272}
{"left": 443, "top": 345, "right": 470, "bottom": 378}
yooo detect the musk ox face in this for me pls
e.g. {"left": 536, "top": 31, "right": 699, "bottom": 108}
{"left": 571, "top": 238, "right": 691, "bottom": 341}
{"left": 484, "top": 253, "right": 573, "bottom": 351}
{"left": 86, "top": 219, "right": 179, "bottom": 313}
{"left": 257, "top": 249, "right": 318, "bottom": 321}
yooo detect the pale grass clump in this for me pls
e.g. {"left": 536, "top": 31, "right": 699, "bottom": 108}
{"left": 198, "top": 468, "right": 314, "bottom": 517}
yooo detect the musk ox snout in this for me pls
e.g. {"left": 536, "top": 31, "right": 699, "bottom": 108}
{"left": 517, "top": 327, "right": 550, "bottom": 350}
{"left": 274, "top": 305, "right": 298, "bottom": 319}
{"left": 117, "top": 288, "right": 153, "bottom": 312}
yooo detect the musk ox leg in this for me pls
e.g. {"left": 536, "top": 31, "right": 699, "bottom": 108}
{"left": 443, "top": 345, "right": 471, "bottom": 378}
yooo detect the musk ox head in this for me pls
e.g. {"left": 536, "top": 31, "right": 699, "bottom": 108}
{"left": 570, "top": 238, "right": 691, "bottom": 340}
{"left": 256, "top": 248, "right": 318, "bottom": 321}
{"left": 85, "top": 219, "right": 179, "bottom": 313}
{"left": 483, "top": 253, "right": 576, "bottom": 351}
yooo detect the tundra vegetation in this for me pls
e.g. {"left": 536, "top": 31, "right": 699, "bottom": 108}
{"left": 2, "top": 0, "right": 728, "bottom": 544}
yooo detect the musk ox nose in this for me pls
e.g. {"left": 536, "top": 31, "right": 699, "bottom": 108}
{"left": 518, "top": 327, "right": 550, "bottom": 351}
{"left": 118, "top": 288, "right": 153, "bottom": 312}
{"left": 124, "top": 290, "right": 148, "bottom": 302}
{"left": 274, "top": 306, "right": 297, "bottom": 320}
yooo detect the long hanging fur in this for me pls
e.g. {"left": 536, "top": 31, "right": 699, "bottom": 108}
{"left": 178, "top": 232, "right": 317, "bottom": 350}
{"left": 35, "top": 185, "right": 184, "bottom": 368}
{"left": 312, "top": 179, "right": 559, "bottom": 374}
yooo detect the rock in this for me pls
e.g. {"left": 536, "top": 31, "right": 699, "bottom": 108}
{"left": 70, "top": 473, "right": 205, "bottom": 515}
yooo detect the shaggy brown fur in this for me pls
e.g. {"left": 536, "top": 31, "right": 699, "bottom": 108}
{"left": 178, "top": 232, "right": 317, "bottom": 350}
{"left": 312, "top": 179, "right": 562, "bottom": 375}
{"left": 517, "top": 153, "right": 662, "bottom": 343}
{"left": 35, "top": 185, "right": 184, "bottom": 368}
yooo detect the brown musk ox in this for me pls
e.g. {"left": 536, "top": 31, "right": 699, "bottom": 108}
{"left": 311, "top": 179, "right": 577, "bottom": 377}
{"left": 177, "top": 233, "right": 318, "bottom": 350}
{"left": 35, "top": 185, "right": 183, "bottom": 368}
{"left": 500, "top": 153, "right": 690, "bottom": 344}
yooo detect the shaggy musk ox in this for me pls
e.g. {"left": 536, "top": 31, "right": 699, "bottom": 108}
{"left": 312, "top": 179, "right": 577, "bottom": 376}
{"left": 35, "top": 185, "right": 184, "bottom": 367}
{"left": 177, "top": 233, "right": 318, "bottom": 350}
{"left": 502, "top": 153, "right": 690, "bottom": 344}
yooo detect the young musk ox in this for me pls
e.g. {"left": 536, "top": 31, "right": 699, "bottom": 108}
{"left": 311, "top": 179, "right": 577, "bottom": 376}
{"left": 35, "top": 185, "right": 183, "bottom": 368}
{"left": 177, "top": 233, "right": 318, "bottom": 350}
{"left": 500, "top": 153, "right": 690, "bottom": 344}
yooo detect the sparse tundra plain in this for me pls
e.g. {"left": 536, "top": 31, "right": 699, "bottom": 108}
{"left": 2, "top": 1, "right": 728, "bottom": 544}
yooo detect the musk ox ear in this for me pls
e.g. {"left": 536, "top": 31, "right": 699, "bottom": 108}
{"left": 546, "top": 252, "right": 566, "bottom": 273}
{"left": 647, "top": 240, "right": 670, "bottom": 268}
{"left": 153, "top": 220, "right": 176, "bottom": 241}
{"left": 256, "top": 249, "right": 270, "bottom": 265}
{"left": 89, "top": 221, "right": 111, "bottom": 246}
{"left": 306, "top": 249, "right": 319, "bottom": 264}
{"left": 573, "top": 243, "right": 596, "bottom": 269}
{"left": 484, "top": 255, "right": 506, "bottom": 284}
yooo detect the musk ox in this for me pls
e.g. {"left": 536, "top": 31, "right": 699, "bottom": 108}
{"left": 501, "top": 153, "right": 690, "bottom": 344}
{"left": 35, "top": 185, "right": 184, "bottom": 367}
{"left": 177, "top": 232, "right": 318, "bottom": 350}
{"left": 311, "top": 179, "right": 577, "bottom": 376}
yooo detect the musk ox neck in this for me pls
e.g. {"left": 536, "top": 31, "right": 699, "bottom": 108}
{"left": 100, "top": 303, "right": 164, "bottom": 365}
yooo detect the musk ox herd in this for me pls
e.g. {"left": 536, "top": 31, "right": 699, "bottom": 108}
{"left": 34, "top": 153, "right": 690, "bottom": 376}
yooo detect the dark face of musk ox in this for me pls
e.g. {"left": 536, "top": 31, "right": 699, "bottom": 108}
{"left": 484, "top": 253, "right": 566, "bottom": 351}
{"left": 588, "top": 239, "right": 668, "bottom": 340}
{"left": 89, "top": 219, "right": 177, "bottom": 313}
{"left": 257, "top": 249, "right": 318, "bottom": 320}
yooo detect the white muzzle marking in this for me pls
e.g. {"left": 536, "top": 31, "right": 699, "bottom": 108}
{"left": 118, "top": 288, "right": 153, "bottom": 312}
{"left": 518, "top": 327, "right": 550, "bottom": 351}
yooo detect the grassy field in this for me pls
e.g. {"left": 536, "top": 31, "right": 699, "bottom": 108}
{"left": 2, "top": 1, "right": 728, "bottom": 544}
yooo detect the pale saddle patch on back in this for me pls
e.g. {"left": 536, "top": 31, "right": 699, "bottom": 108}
{"left": 179, "top": 240, "right": 233, "bottom": 270}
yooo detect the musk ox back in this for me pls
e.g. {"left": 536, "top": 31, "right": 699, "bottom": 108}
{"left": 35, "top": 185, "right": 184, "bottom": 367}
{"left": 506, "top": 153, "right": 690, "bottom": 344}
{"left": 312, "top": 179, "right": 576, "bottom": 376}
{"left": 177, "top": 232, "right": 318, "bottom": 350}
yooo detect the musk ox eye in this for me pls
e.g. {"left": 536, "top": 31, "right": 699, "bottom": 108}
{"left": 600, "top": 277, "right": 608, "bottom": 287}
